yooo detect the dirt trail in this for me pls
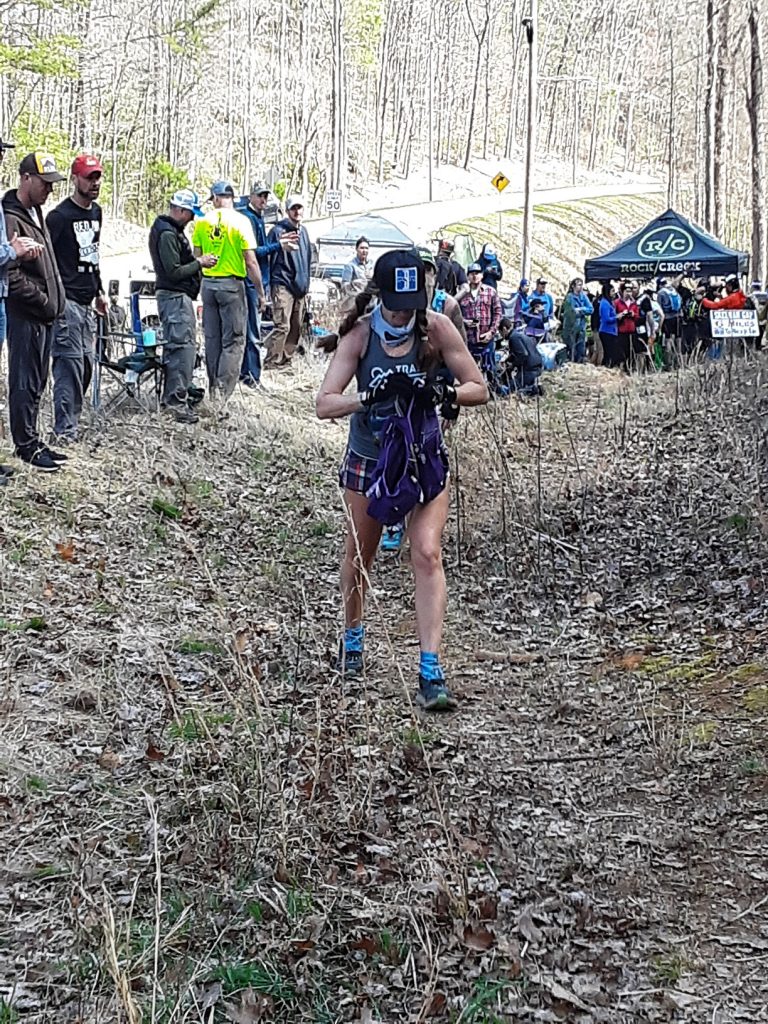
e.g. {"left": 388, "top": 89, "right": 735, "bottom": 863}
{"left": 0, "top": 356, "right": 767, "bottom": 1023}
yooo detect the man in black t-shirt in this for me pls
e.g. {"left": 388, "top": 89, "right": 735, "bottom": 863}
{"left": 435, "top": 240, "right": 468, "bottom": 299}
{"left": 47, "top": 153, "right": 107, "bottom": 442}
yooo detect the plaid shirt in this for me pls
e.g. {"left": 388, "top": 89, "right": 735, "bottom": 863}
{"left": 459, "top": 284, "right": 502, "bottom": 349}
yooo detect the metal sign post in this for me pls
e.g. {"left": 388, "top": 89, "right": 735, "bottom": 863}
{"left": 325, "top": 189, "right": 342, "bottom": 229}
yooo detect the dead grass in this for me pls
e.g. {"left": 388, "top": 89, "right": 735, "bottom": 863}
{"left": 1, "top": 350, "right": 767, "bottom": 1023}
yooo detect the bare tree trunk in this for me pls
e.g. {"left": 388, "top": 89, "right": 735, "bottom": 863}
{"left": 462, "top": 0, "right": 491, "bottom": 170}
{"left": 748, "top": 0, "right": 765, "bottom": 281}
{"left": 704, "top": 0, "right": 719, "bottom": 232}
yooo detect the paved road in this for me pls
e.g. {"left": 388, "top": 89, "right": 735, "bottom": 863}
{"left": 101, "top": 181, "right": 665, "bottom": 287}
{"left": 307, "top": 181, "right": 665, "bottom": 242}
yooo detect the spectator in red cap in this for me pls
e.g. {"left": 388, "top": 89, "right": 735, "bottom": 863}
{"left": 46, "top": 153, "right": 107, "bottom": 442}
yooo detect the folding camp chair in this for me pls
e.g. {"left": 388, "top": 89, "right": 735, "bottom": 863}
{"left": 91, "top": 291, "right": 165, "bottom": 416}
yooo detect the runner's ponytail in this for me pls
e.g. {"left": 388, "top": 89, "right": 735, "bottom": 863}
{"left": 314, "top": 285, "right": 378, "bottom": 353}
{"left": 414, "top": 308, "right": 439, "bottom": 371}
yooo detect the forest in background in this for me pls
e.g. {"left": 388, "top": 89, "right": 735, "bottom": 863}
{"left": 0, "top": 0, "right": 765, "bottom": 276}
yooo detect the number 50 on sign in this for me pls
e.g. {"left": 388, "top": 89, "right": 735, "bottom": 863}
{"left": 325, "top": 190, "right": 342, "bottom": 213}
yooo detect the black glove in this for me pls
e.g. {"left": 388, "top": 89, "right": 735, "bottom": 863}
{"left": 417, "top": 378, "right": 459, "bottom": 420}
{"left": 360, "top": 371, "right": 415, "bottom": 408}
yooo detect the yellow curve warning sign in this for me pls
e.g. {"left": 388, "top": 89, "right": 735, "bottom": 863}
{"left": 492, "top": 172, "right": 510, "bottom": 193}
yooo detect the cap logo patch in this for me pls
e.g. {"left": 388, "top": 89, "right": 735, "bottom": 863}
{"left": 38, "top": 154, "right": 57, "bottom": 174}
{"left": 395, "top": 267, "right": 418, "bottom": 293}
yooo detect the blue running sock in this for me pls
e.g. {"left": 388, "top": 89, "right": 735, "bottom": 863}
{"left": 344, "top": 625, "right": 365, "bottom": 654}
{"left": 419, "top": 651, "right": 445, "bottom": 682}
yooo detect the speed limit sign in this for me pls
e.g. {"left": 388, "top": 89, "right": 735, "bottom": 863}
{"left": 325, "top": 189, "right": 342, "bottom": 214}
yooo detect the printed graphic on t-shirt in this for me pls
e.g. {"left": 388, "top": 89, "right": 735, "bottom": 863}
{"left": 368, "top": 364, "right": 423, "bottom": 389}
{"left": 74, "top": 219, "right": 99, "bottom": 269}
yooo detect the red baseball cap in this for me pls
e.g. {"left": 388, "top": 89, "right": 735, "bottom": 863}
{"left": 71, "top": 154, "right": 103, "bottom": 176}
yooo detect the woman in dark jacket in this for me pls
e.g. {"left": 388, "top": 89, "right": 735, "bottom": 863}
{"left": 476, "top": 243, "right": 503, "bottom": 290}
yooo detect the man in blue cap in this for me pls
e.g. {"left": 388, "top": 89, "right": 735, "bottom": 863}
{"left": 149, "top": 188, "right": 215, "bottom": 423}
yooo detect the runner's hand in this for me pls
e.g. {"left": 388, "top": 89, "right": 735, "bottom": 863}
{"left": 360, "top": 372, "right": 414, "bottom": 407}
{"left": 199, "top": 253, "right": 218, "bottom": 268}
{"left": 422, "top": 379, "right": 459, "bottom": 420}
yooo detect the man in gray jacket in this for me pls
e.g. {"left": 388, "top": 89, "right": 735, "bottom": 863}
{"left": 0, "top": 135, "right": 42, "bottom": 479}
{"left": 3, "top": 152, "right": 67, "bottom": 471}
{"left": 148, "top": 188, "right": 216, "bottom": 423}
{"left": 265, "top": 195, "right": 312, "bottom": 368}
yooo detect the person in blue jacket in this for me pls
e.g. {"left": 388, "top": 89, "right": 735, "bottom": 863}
{"left": 476, "top": 243, "right": 503, "bottom": 290}
{"left": 236, "top": 180, "right": 297, "bottom": 383}
{"left": 598, "top": 282, "right": 624, "bottom": 368}
{"left": 560, "top": 277, "right": 593, "bottom": 363}
{"left": 530, "top": 277, "right": 554, "bottom": 319}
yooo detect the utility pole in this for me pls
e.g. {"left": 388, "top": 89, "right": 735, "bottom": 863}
{"left": 667, "top": 31, "right": 675, "bottom": 209}
{"left": 428, "top": 36, "right": 434, "bottom": 203}
{"left": 521, "top": 0, "right": 537, "bottom": 281}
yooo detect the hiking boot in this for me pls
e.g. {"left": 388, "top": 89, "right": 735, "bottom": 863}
{"left": 43, "top": 448, "right": 69, "bottom": 463}
{"left": 162, "top": 405, "right": 199, "bottom": 424}
{"left": 22, "top": 449, "right": 61, "bottom": 473}
{"left": 381, "top": 524, "right": 403, "bottom": 551}
{"left": 172, "top": 407, "right": 199, "bottom": 424}
{"left": 416, "top": 676, "right": 457, "bottom": 711}
{"left": 332, "top": 645, "right": 364, "bottom": 678}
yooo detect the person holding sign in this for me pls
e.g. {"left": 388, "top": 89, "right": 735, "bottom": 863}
{"left": 702, "top": 275, "right": 746, "bottom": 311}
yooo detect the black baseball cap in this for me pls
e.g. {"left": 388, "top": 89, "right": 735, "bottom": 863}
{"left": 19, "top": 152, "right": 66, "bottom": 183}
{"left": 374, "top": 250, "right": 427, "bottom": 311}
{"left": 0, "top": 137, "right": 15, "bottom": 152}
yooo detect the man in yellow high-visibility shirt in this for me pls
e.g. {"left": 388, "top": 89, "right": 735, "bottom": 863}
{"left": 192, "top": 179, "right": 265, "bottom": 400}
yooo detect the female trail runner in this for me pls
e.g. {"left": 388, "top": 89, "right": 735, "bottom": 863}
{"left": 316, "top": 250, "right": 488, "bottom": 710}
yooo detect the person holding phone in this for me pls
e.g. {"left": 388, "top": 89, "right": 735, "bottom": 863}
{"left": 458, "top": 262, "right": 502, "bottom": 379}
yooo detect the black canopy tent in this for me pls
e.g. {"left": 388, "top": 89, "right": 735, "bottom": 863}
{"left": 584, "top": 208, "right": 749, "bottom": 282}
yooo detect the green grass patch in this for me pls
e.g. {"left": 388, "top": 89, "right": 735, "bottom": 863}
{"left": 285, "top": 886, "right": 313, "bottom": 920}
{"left": 24, "top": 774, "right": 48, "bottom": 794}
{"left": 151, "top": 496, "right": 182, "bottom": 520}
{"left": 0, "top": 999, "right": 19, "bottom": 1023}
{"left": 652, "top": 953, "right": 690, "bottom": 985}
{"left": 168, "top": 710, "right": 234, "bottom": 741}
{"left": 724, "top": 512, "right": 750, "bottom": 536}
{"left": 308, "top": 520, "right": 332, "bottom": 538}
{"left": 739, "top": 755, "right": 767, "bottom": 777}
{"left": 688, "top": 722, "right": 717, "bottom": 745}
{"left": 212, "top": 960, "right": 295, "bottom": 1001}
{"left": 743, "top": 686, "right": 768, "bottom": 713}
{"left": 177, "top": 637, "right": 225, "bottom": 656}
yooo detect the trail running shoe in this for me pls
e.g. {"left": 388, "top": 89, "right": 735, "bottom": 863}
{"left": 416, "top": 676, "right": 457, "bottom": 711}
{"left": 332, "top": 645, "right": 364, "bottom": 678}
{"left": 22, "top": 449, "right": 60, "bottom": 473}
{"left": 43, "top": 447, "right": 69, "bottom": 463}
{"left": 381, "top": 525, "right": 403, "bottom": 551}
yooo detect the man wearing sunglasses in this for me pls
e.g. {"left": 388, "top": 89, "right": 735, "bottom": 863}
{"left": 47, "top": 154, "right": 107, "bottom": 443}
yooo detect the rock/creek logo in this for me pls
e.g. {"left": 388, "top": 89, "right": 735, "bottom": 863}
{"left": 637, "top": 226, "right": 694, "bottom": 260}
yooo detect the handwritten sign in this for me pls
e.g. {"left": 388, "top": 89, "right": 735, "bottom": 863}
{"left": 709, "top": 309, "right": 759, "bottom": 338}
